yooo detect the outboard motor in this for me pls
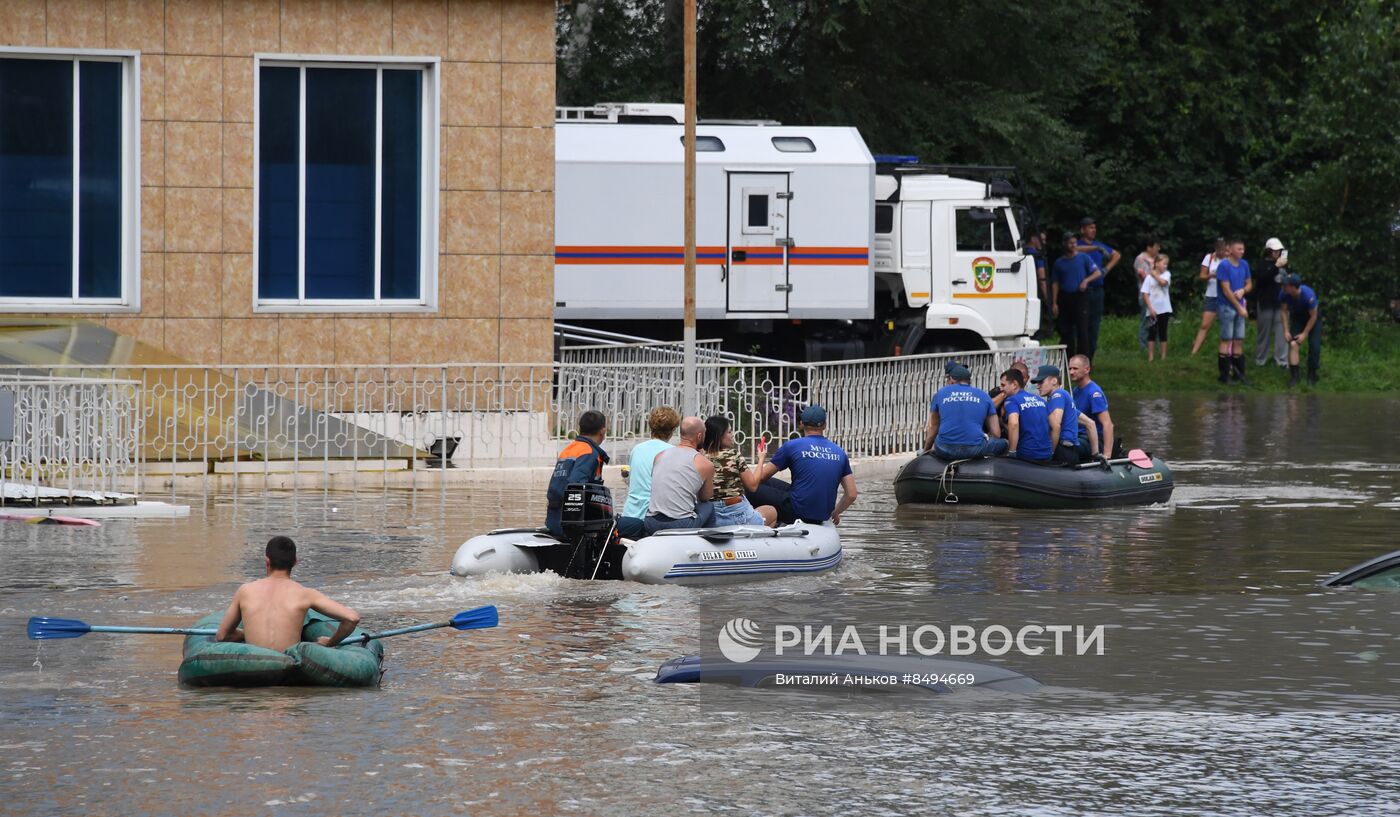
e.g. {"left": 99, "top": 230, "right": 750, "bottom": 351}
{"left": 549, "top": 483, "right": 622, "bottom": 579}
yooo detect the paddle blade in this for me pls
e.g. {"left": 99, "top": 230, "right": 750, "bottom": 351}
{"left": 28, "top": 617, "right": 92, "bottom": 640}
{"left": 1127, "top": 449, "right": 1154, "bottom": 468}
{"left": 450, "top": 605, "right": 499, "bottom": 631}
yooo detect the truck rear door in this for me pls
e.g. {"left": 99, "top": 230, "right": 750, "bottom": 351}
{"left": 726, "top": 172, "right": 790, "bottom": 313}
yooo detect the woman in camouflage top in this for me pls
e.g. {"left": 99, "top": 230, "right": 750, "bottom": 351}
{"left": 701, "top": 415, "right": 778, "bottom": 527}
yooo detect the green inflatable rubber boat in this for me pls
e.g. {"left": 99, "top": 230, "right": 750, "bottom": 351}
{"left": 178, "top": 612, "right": 384, "bottom": 688}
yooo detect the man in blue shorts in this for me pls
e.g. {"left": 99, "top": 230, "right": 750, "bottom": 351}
{"left": 1068, "top": 354, "right": 1117, "bottom": 459}
{"left": 1052, "top": 231, "right": 1101, "bottom": 360}
{"left": 1279, "top": 274, "right": 1321, "bottom": 387}
{"left": 759, "top": 405, "right": 858, "bottom": 525}
{"left": 924, "top": 364, "right": 1007, "bottom": 460}
{"left": 1032, "top": 365, "right": 1091, "bottom": 466}
{"left": 999, "top": 368, "right": 1054, "bottom": 464}
{"left": 1215, "top": 238, "right": 1253, "bottom": 385}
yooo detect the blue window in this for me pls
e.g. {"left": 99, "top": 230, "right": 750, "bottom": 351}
{"left": 0, "top": 54, "right": 135, "bottom": 307}
{"left": 256, "top": 61, "right": 435, "bottom": 307}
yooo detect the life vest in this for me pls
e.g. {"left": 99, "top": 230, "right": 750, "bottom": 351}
{"left": 546, "top": 436, "right": 608, "bottom": 508}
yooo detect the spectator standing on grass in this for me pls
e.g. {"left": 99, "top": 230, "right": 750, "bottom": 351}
{"left": 1133, "top": 238, "right": 1162, "bottom": 350}
{"left": 1191, "top": 238, "right": 1228, "bottom": 356}
{"left": 1140, "top": 254, "right": 1173, "bottom": 362}
{"left": 1215, "top": 239, "right": 1253, "bottom": 385}
{"left": 1279, "top": 273, "right": 1322, "bottom": 387}
{"left": 1052, "top": 231, "right": 1100, "bottom": 360}
{"left": 1074, "top": 216, "right": 1121, "bottom": 360}
{"left": 1254, "top": 238, "right": 1289, "bottom": 369}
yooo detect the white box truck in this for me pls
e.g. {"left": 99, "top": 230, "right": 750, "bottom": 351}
{"left": 554, "top": 103, "right": 1040, "bottom": 358}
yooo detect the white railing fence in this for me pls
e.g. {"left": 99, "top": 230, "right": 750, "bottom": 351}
{"left": 0, "top": 374, "right": 140, "bottom": 503}
{"left": 0, "top": 345, "right": 1064, "bottom": 482}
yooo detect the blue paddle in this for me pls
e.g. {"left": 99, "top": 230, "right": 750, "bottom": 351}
{"left": 28, "top": 605, "right": 500, "bottom": 646}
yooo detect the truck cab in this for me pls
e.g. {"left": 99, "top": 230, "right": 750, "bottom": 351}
{"left": 873, "top": 164, "right": 1040, "bottom": 352}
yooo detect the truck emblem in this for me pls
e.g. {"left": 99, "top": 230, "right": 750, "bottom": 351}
{"left": 972, "top": 257, "right": 995, "bottom": 293}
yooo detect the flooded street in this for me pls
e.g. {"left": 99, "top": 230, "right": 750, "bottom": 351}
{"left": 3, "top": 393, "right": 1399, "bottom": 816}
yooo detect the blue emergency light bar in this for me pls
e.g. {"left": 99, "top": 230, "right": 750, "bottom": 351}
{"left": 873, "top": 154, "right": 920, "bottom": 164}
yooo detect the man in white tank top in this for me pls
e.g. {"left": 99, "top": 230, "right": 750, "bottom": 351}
{"left": 644, "top": 416, "right": 716, "bottom": 534}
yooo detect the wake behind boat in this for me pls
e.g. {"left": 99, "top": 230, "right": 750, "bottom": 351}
{"left": 894, "top": 450, "right": 1173, "bottom": 509}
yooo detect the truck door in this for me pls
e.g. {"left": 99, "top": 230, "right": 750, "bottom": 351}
{"left": 900, "top": 200, "right": 933, "bottom": 305}
{"left": 949, "top": 205, "right": 1026, "bottom": 337}
{"left": 726, "top": 172, "right": 790, "bottom": 313}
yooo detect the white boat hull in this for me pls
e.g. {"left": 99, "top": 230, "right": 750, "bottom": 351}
{"left": 449, "top": 528, "right": 550, "bottom": 577}
{"left": 623, "top": 522, "right": 842, "bottom": 586}
{"left": 450, "top": 523, "right": 843, "bottom": 586}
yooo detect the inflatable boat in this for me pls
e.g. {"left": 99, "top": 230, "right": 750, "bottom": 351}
{"left": 894, "top": 450, "right": 1173, "bottom": 509}
{"left": 178, "top": 612, "right": 384, "bottom": 688}
{"left": 451, "top": 522, "right": 842, "bottom": 586}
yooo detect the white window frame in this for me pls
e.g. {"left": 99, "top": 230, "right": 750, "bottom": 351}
{"left": 741, "top": 186, "right": 776, "bottom": 236}
{"left": 252, "top": 54, "right": 440, "bottom": 313}
{"left": 0, "top": 46, "right": 141, "bottom": 313}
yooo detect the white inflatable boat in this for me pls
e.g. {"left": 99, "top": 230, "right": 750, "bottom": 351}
{"left": 450, "top": 522, "right": 842, "bottom": 586}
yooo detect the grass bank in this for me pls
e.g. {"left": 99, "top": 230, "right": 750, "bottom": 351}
{"left": 1079, "top": 312, "right": 1400, "bottom": 394}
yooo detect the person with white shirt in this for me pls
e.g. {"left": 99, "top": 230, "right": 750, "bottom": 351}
{"left": 1190, "top": 237, "right": 1227, "bottom": 356}
{"left": 1140, "top": 254, "right": 1173, "bottom": 362}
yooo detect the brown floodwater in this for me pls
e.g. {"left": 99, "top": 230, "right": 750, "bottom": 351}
{"left": 2, "top": 393, "right": 1398, "bottom": 816}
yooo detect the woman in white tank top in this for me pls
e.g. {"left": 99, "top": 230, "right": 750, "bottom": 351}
{"left": 1191, "top": 238, "right": 1228, "bottom": 356}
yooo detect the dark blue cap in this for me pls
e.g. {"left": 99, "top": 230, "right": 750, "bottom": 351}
{"left": 947, "top": 364, "right": 971, "bottom": 381}
{"left": 800, "top": 404, "right": 827, "bottom": 425}
{"left": 1030, "top": 364, "right": 1061, "bottom": 384}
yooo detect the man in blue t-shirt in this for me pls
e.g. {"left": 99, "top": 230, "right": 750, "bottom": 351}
{"left": 1052, "top": 231, "right": 1101, "bottom": 360}
{"left": 1068, "top": 354, "right": 1117, "bottom": 459}
{"left": 999, "top": 368, "right": 1054, "bottom": 463}
{"left": 924, "top": 364, "right": 1008, "bottom": 460}
{"left": 1215, "top": 238, "right": 1253, "bottom": 385}
{"left": 1032, "top": 365, "right": 1091, "bottom": 466}
{"left": 1279, "top": 274, "right": 1321, "bottom": 387}
{"left": 1075, "top": 217, "right": 1121, "bottom": 359}
{"left": 760, "top": 405, "right": 858, "bottom": 525}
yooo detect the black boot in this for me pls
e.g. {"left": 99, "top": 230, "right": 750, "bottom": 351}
{"left": 1233, "top": 356, "right": 1250, "bottom": 385}
{"left": 1307, "top": 369, "right": 1319, "bottom": 386}
{"left": 1287, "top": 365, "right": 1300, "bottom": 388}
{"left": 1217, "top": 355, "right": 1230, "bottom": 384}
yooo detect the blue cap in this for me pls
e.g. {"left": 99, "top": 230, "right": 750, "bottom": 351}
{"left": 943, "top": 360, "right": 964, "bottom": 375}
{"left": 800, "top": 404, "right": 827, "bottom": 425}
{"left": 1030, "top": 364, "right": 1061, "bottom": 384}
{"left": 1285, "top": 273, "right": 1302, "bottom": 287}
{"left": 947, "top": 364, "right": 971, "bottom": 381}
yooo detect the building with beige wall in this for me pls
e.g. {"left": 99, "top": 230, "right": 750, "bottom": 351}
{"left": 0, "top": 0, "right": 555, "bottom": 367}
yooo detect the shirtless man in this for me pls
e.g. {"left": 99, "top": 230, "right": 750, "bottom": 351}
{"left": 216, "top": 536, "right": 361, "bottom": 651}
